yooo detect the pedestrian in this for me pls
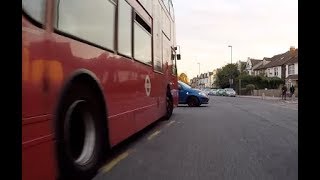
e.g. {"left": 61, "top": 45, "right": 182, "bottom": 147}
{"left": 290, "top": 85, "right": 295, "bottom": 97}
{"left": 282, "top": 84, "right": 287, "bottom": 100}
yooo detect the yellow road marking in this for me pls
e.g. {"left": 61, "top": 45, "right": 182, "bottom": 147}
{"left": 100, "top": 151, "right": 129, "bottom": 173}
{"left": 166, "top": 120, "right": 176, "bottom": 127}
{"left": 147, "top": 130, "right": 161, "bottom": 140}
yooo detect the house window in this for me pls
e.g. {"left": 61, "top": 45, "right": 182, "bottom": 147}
{"left": 274, "top": 67, "right": 278, "bottom": 76}
{"left": 288, "top": 64, "right": 295, "bottom": 75}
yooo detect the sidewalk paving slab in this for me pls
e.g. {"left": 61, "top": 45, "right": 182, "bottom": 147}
{"left": 238, "top": 95, "right": 298, "bottom": 104}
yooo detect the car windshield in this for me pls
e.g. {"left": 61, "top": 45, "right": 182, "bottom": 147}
{"left": 179, "top": 81, "right": 192, "bottom": 89}
{"left": 225, "top": 89, "right": 234, "bottom": 92}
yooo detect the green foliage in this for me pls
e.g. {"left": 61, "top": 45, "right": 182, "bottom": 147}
{"left": 214, "top": 63, "right": 284, "bottom": 92}
{"left": 236, "top": 74, "right": 284, "bottom": 90}
{"left": 245, "top": 84, "right": 255, "bottom": 95}
{"left": 214, "top": 64, "right": 240, "bottom": 88}
{"left": 240, "top": 62, "right": 247, "bottom": 74}
{"left": 178, "top": 73, "right": 189, "bottom": 84}
{"left": 246, "top": 84, "right": 255, "bottom": 91}
{"left": 240, "top": 88, "right": 251, "bottom": 95}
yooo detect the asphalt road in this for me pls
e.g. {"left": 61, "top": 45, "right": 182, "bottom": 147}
{"left": 93, "top": 96, "right": 298, "bottom": 180}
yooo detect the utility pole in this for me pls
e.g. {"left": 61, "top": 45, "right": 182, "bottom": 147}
{"left": 239, "top": 79, "right": 241, "bottom": 95}
{"left": 197, "top": 62, "right": 200, "bottom": 88}
{"left": 228, "top": 45, "right": 233, "bottom": 64}
{"left": 228, "top": 45, "right": 233, "bottom": 88}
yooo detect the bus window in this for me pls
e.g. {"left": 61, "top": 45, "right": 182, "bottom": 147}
{"left": 153, "top": 1, "right": 163, "bottom": 72}
{"left": 163, "top": 0, "right": 170, "bottom": 12}
{"left": 169, "top": 1, "right": 174, "bottom": 20}
{"left": 22, "top": 0, "right": 46, "bottom": 24}
{"left": 118, "top": 0, "right": 132, "bottom": 57}
{"left": 133, "top": 13, "right": 152, "bottom": 65}
{"left": 55, "top": 0, "right": 116, "bottom": 51}
{"left": 162, "top": 33, "right": 171, "bottom": 68}
{"left": 138, "top": 0, "right": 152, "bottom": 15}
{"left": 162, "top": 7, "right": 171, "bottom": 40}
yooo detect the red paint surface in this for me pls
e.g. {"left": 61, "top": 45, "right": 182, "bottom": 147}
{"left": 22, "top": 0, "right": 178, "bottom": 179}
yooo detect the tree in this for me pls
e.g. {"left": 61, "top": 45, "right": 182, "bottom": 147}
{"left": 240, "top": 62, "right": 247, "bottom": 74}
{"left": 214, "top": 64, "right": 240, "bottom": 88}
{"left": 246, "top": 84, "right": 255, "bottom": 95}
{"left": 178, "top": 73, "right": 189, "bottom": 84}
{"left": 236, "top": 74, "right": 284, "bottom": 90}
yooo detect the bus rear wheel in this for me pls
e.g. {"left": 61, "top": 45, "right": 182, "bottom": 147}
{"left": 164, "top": 95, "right": 173, "bottom": 120}
{"left": 56, "top": 83, "right": 107, "bottom": 180}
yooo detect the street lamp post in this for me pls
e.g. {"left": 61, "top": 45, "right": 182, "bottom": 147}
{"left": 228, "top": 45, "right": 233, "bottom": 88}
{"left": 228, "top": 45, "right": 232, "bottom": 64}
{"left": 197, "top": 62, "right": 200, "bottom": 88}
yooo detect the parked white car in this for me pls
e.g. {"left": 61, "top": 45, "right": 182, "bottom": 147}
{"left": 208, "top": 89, "right": 217, "bottom": 96}
{"left": 224, "top": 88, "right": 236, "bottom": 97}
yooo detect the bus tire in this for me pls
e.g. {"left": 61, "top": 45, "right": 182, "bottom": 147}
{"left": 164, "top": 94, "right": 173, "bottom": 120}
{"left": 56, "top": 82, "right": 107, "bottom": 180}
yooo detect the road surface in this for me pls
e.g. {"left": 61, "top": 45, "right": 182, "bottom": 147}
{"left": 94, "top": 96, "right": 298, "bottom": 180}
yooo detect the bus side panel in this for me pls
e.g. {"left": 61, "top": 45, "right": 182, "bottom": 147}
{"left": 22, "top": 141, "right": 56, "bottom": 180}
{"left": 108, "top": 112, "right": 135, "bottom": 146}
{"left": 153, "top": 72, "right": 167, "bottom": 117}
{"left": 50, "top": 30, "right": 160, "bottom": 148}
{"left": 171, "top": 75, "right": 179, "bottom": 107}
{"left": 22, "top": 21, "right": 55, "bottom": 118}
{"left": 49, "top": 34, "right": 139, "bottom": 148}
{"left": 155, "top": 0, "right": 178, "bottom": 108}
{"left": 22, "top": 116, "right": 56, "bottom": 180}
{"left": 23, "top": 18, "right": 59, "bottom": 180}
{"left": 130, "top": 64, "right": 159, "bottom": 136}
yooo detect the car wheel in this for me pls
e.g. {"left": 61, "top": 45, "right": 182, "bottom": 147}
{"left": 187, "top": 96, "right": 199, "bottom": 107}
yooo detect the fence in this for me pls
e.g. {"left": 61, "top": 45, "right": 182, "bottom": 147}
{"left": 252, "top": 88, "right": 298, "bottom": 97}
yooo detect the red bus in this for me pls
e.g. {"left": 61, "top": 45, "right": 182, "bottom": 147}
{"left": 22, "top": 0, "right": 180, "bottom": 179}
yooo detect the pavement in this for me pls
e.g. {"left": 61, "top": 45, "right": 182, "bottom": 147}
{"left": 237, "top": 95, "right": 298, "bottom": 104}
{"left": 93, "top": 96, "right": 297, "bottom": 180}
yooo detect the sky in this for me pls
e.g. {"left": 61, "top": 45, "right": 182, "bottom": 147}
{"left": 173, "top": 0, "right": 298, "bottom": 79}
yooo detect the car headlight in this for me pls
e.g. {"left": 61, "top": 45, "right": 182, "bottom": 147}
{"left": 198, "top": 92, "right": 207, "bottom": 96}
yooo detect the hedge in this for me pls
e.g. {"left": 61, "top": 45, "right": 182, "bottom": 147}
{"left": 234, "top": 74, "right": 284, "bottom": 93}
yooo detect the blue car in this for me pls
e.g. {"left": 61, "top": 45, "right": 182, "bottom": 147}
{"left": 178, "top": 81, "right": 209, "bottom": 107}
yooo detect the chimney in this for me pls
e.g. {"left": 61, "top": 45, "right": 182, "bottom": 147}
{"left": 289, "top": 46, "right": 296, "bottom": 55}
{"left": 290, "top": 46, "right": 295, "bottom": 52}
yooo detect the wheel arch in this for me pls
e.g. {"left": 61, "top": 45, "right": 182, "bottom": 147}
{"left": 187, "top": 95, "right": 200, "bottom": 104}
{"left": 167, "top": 84, "right": 173, "bottom": 98}
{"left": 53, "top": 68, "right": 110, "bottom": 155}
